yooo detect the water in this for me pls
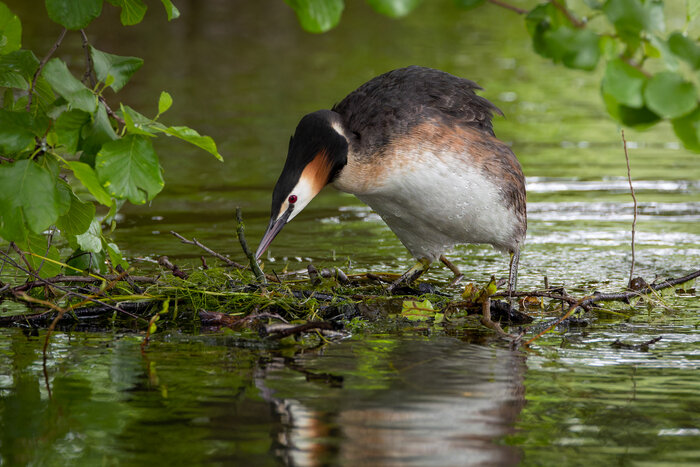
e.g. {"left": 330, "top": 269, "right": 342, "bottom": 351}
{"left": 2, "top": 0, "right": 699, "bottom": 465}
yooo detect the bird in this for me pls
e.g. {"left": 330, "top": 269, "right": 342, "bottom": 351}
{"left": 255, "top": 65, "right": 526, "bottom": 296}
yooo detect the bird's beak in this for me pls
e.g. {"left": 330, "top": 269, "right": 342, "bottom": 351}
{"left": 255, "top": 206, "right": 293, "bottom": 261}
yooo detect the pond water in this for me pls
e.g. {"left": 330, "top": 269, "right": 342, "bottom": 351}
{"left": 2, "top": 0, "right": 699, "bottom": 465}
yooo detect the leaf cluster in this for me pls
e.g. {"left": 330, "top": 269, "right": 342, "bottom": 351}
{"left": 286, "top": 0, "right": 700, "bottom": 152}
{"left": 0, "top": 0, "right": 221, "bottom": 279}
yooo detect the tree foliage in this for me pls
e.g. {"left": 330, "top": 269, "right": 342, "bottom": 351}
{"left": 0, "top": 0, "right": 220, "bottom": 277}
{"left": 287, "top": 0, "right": 700, "bottom": 152}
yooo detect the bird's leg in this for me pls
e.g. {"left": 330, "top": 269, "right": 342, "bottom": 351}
{"left": 387, "top": 258, "right": 431, "bottom": 293}
{"left": 439, "top": 255, "right": 464, "bottom": 286}
{"left": 507, "top": 248, "right": 520, "bottom": 304}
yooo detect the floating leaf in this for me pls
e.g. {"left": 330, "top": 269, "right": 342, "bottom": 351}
{"left": 0, "top": 2, "right": 22, "bottom": 54}
{"left": 366, "top": 0, "right": 422, "bottom": 18}
{"left": 602, "top": 58, "right": 647, "bottom": 108}
{"left": 285, "top": 0, "right": 344, "bottom": 33}
{"left": 42, "top": 58, "right": 97, "bottom": 113}
{"left": 96, "top": 135, "right": 164, "bottom": 204}
{"left": 160, "top": 0, "right": 180, "bottom": 20}
{"left": 401, "top": 299, "right": 436, "bottom": 321}
{"left": 644, "top": 71, "right": 697, "bottom": 119}
{"left": 90, "top": 46, "right": 143, "bottom": 92}
{"left": 45, "top": 0, "right": 102, "bottom": 30}
{"left": 106, "top": 0, "right": 147, "bottom": 26}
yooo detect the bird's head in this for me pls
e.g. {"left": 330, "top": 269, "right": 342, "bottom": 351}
{"left": 255, "top": 110, "right": 349, "bottom": 260}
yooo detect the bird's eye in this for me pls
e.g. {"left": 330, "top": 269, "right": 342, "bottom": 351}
{"left": 288, "top": 195, "right": 297, "bottom": 204}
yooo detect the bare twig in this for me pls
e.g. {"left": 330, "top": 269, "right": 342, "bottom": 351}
{"left": 9, "top": 242, "right": 36, "bottom": 277}
{"left": 27, "top": 28, "right": 67, "bottom": 112}
{"left": 115, "top": 264, "right": 144, "bottom": 294}
{"left": 170, "top": 230, "right": 245, "bottom": 269}
{"left": 622, "top": 130, "right": 638, "bottom": 287}
{"left": 158, "top": 256, "right": 189, "bottom": 279}
{"left": 266, "top": 321, "right": 334, "bottom": 338}
{"left": 8, "top": 274, "right": 156, "bottom": 293}
{"left": 80, "top": 30, "right": 96, "bottom": 87}
{"left": 200, "top": 256, "right": 209, "bottom": 270}
{"left": 236, "top": 207, "right": 266, "bottom": 282}
{"left": 487, "top": 0, "right": 528, "bottom": 14}
{"left": 0, "top": 155, "right": 15, "bottom": 163}
{"left": 99, "top": 96, "right": 125, "bottom": 124}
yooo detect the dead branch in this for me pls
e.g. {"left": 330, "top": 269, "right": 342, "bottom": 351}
{"left": 170, "top": 230, "right": 245, "bottom": 269}
{"left": 8, "top": 274, "right": 157, "bottom": 293}
{"left": 266, "top": 321, "right": 335, "bottom": 338}
{"left": 622, "top": 129, "right": 638, "bottom": 287}
{"left": 158, "top": 256, "right": 189, "bottom": 279}
{"left": 235, "top": 207, "right": 266, "bottom": 282}
{"left": 27, "top": 28, "right": 67, "bottom": 111}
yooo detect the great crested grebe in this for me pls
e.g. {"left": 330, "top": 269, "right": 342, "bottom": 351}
{"left": 255, "top": 66, "right": 526, "bottom": 295}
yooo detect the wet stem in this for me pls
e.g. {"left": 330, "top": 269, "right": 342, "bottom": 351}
{"left": 621, "top": 130, "right": 637, "bottom": 287}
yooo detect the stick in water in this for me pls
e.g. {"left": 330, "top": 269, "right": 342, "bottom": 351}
{"left": 236, "top": 208, "right": 266, "bottom": 282}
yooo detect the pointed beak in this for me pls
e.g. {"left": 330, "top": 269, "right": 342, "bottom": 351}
{"left": 255, "top": 206, "right": 293, "bottom": 261}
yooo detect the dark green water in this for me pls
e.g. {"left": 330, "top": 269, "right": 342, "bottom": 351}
{"left": 2, "top": 0, "right": 699, "bottom": 465}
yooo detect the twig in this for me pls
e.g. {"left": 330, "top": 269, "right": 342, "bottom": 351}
{"left": 158, "top": 256, "right": 189, "bottom": 279}
{"left": 235, "top": 207, "right": 266, "bottom": 283}
{"left": 622, "top": 130, "right": 638, "bottom": 287}
{"left": 550, "top": 0, "right": 584, "bottom": 28}
{"left": 200, "top": 256, "right": 209, "bottom": 270}
{"left": 27, "top": 28, "right": 67, "bottom": 112}
{"left": 170, "top": 230, "right": 245, "bottom": 269}
{"left": 0, "top": 155, "right": 15, "bottom": 163}
{"left": 487, "top": 0, "right": 528, "bottom": 14}
{"left": 80, "top": 30, "right": 96, "bottom": 87}
{"left": 115, "top": 264, "right": 144, "bottom": 294}
{"left": 8, "top": 274, "right": 156, "bottom": 293}
{"left": 99, "top": 96, "right": 125, "bottom": 125}
{"left": 9, "top": 242, "right": 36, "bottom": 277}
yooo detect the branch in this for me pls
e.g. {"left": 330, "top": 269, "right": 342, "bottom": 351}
{"left": 8, "top": 274, "right": 156, "bottom": 293}
{"left": 487, "top": 0, "right": 528, "bottom": 15}
{"left": 80, "top": 30, "right": 96, "bottom": 87}
{"left": 622, "top": 130, "right": 638, "bottom": 287}
{"left": 170, "top": 230, "right": 245, "bottom": 269}
{"left": 236, "top": 207, "right": 266, "bottom": 283}
{"left": 27, "top": 28, "right": 67, "bottom": 112}
{"left": 99, "top": 96, "right": 126, "bottom": 125}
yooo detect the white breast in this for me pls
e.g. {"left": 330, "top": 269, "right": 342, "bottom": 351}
{"left": 334, "top": 151, "right": 520, "bottom": 262}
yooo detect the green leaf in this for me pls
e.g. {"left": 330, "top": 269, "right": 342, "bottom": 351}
{"left": 603, "top": 0, "right": 648, "bottom": 40}
{"left": 544, "top": 27, "right": 600, "bottom": 70}
{"left": 455, "top": 0, "right": 486, "bottom": 9}
{"left": 42, "top": 58, "right": 97, "bottom": 113}
{"left": 0, "top": 160, "right": 60, "bottom": 235}
{"left": 366, "top": 0, "right": 422, "bottom": 18}
{"left": 401, "top": 299, "right": 435, "bottom": 321}
{"left": 643, "top": 71, "right": 698, "bottom": 119}
{"left": 67, "top": 248, "right": 106, "bottom": 274}
{"left": 55, "top": 109, "right": 91, "bottom": 152}
{"left": 89, "top": 46, "right": 143, "bottom": 92}
{"left": 0, "top": 108, "right": 35, "bottom": 153}
{"left": 672, "top": 107, "right": 700, "bottom": 152}
{"left": 106, "top": 242, "right": 128, "bottom": 269}
{"left": 56, "top": 188, "right": 95, "bottom": 236}
{"left": 121, "top": 103, "right": 157, "bottom": 136}
{"left": 157, "top": 91, "right": 172, "bottom": 116}
{"left": 285, "top": 0, "right": 344, "bottom": 33}
{"left": 55, "top": 177, "right": 72, "bottom": 216}
{"left": 601, "top": 59, "right": 647, "bottom": 108}
{"left": 0, "top": 2, "right": 22, "bottom": 55}
{"left": 160, "top": 0, "right": 180, "bottom": 20}
{"left": 602, "top": 90, "right": 661, "bottom": 128}
{"left": 0, "top": 50, "right": 39, "bottom": 88}
{"left": 153, "top": 125, "right": 223, "bottom": 160}
{"left": 106, "top": 0, "right": 147, "bottom": 26}
{"left": 75, "top": 218, "right": 102, "bottom": 253}
{"left": 96, "top": 135, "right": 164, "bottom": 204}
{"left": 45, "top": 0, "right": 103, "bottom": 30}
{"left": 67, "top": 160, "right": 113, "bottom": 206}
{"left": 668, "top": 33, "right": 700, "bottom": 69}
{"left": 80, "top": 103, "right": 119, "bottom": 157}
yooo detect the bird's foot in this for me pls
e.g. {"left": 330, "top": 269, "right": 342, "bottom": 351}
{"left": 448, "top": 273, "right": 464, "bottom": 287}
{"left": 387, "top": 259, "right": 431, "bottom": 294}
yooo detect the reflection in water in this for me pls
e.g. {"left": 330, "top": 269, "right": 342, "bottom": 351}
{"left": 257, "top": 337, "right": 526, "bottom": 466}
